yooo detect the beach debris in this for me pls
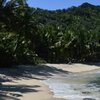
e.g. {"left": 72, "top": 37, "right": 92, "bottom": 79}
{"left": 83, "top": 98, "right": 96, "bottom": 100}
{"left": 82, "top": 91, "right": 91, "bottom": 94}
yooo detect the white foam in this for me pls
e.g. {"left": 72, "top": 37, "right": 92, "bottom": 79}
{"left": 43, "top": 79, "right": 99, "bottom": 100}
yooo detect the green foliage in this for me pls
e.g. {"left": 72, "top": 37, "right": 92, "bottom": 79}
{"left": 0, "top": 2, "right": 100, "bottom": 66}
{"left": 0, "top": 32, "right": 38, "bottom": 66}
{"left": 0, "top": 32, "right": 16, "bottom": 66}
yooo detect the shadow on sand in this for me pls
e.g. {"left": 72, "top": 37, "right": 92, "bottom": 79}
{"left": 0, "top": 64, "right": 69, "bottom": 99}
{"left": 0, "top": 85, "right": 40, "bottom": 100}
{"left": 0, "top": 64, "right": 69, "bottom": 79}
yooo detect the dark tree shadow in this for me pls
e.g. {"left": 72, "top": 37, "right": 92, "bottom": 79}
{"left": 0, "top": 64, "right": 70, "bottom": 99}
{"left": 0, "top": 64, "right": 70, "bottom": 79}
{"left": 0, "top": 85, "right": 40, "bottom": 93}
{"left": 0, "top": 93, "right": 19, "bottom": 100}
{"left": 0, "top": 84, "right": 40, "bottom": 100}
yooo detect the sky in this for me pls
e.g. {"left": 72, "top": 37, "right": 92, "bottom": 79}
{"left": 27, "top": 0, "right": 100, "bottom": 10}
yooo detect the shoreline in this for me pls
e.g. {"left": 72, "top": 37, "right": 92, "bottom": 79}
{"left": 18, "top": 79, "right": 66, "bottom": 100}
{"left": 0, "top": 63, "right": 100, "bottom": 100}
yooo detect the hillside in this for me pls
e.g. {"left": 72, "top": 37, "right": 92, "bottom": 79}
{"left": 0, "top": 2, "right": 100, "bottom": 66}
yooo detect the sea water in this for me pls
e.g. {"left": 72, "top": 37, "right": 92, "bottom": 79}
{"left": 43, "top": 71, "right": 100, "bottom": 100}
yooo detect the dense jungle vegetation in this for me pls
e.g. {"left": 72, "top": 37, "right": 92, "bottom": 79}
{"left": 0, "top": 0, "right": 100, "bottom": 66}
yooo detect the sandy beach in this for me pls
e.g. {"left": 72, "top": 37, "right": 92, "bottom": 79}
{"left": 0, "top": 63, "right": 100, "bottom": 100}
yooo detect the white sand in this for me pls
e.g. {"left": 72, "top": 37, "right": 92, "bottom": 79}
{"left": 2, "top": 77, "right": 65, "bottom": 100}
{"left": 45, "top": 63, "right": 100, "bottom": 72}
{"left": 0, "top": 63, "right": 100, "bottom": 100}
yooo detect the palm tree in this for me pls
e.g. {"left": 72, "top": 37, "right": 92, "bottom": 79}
{"left": 0, "top": 0, "right": 27, "bottom": 29}
{"left": 0, "top": 0, "right": 27, "bottom": 7}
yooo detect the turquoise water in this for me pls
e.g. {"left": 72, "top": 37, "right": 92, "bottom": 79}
{"left": 44, "top": 70, "right": 100, "bottom": 100}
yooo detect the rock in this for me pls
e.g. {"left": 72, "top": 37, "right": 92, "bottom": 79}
{"left": 0, "top": 82, "right": 2, "bottom": 85}
{"left": 83, "top": 98, "right": 96, "bottom": 100}
{"left": 82, "top": 91, "right": 91, "bottom": 94}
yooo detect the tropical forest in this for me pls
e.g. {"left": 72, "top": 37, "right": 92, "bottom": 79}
{"left": 0, "top": 0, "right": 100, "bottom": 100}
{"left": 0, "top": 0, "right": 100, "bottom": 66}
